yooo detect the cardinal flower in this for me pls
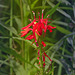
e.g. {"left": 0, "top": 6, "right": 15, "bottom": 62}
{"left": 21, "top": 10, "right": 56, "bottom": 43}
{"left": 21, "top": 10, "right": 56, "bottom": 67}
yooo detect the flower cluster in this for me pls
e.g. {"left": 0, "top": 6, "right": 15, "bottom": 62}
{"left": 21, "top": 10, "right": 56, "bottom": 67}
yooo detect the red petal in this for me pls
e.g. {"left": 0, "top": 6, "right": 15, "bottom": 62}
{"left": 47, "top": 26, "right": 52, "bottom": 32}
{"left": 43, "top": 63, "right": 45, "bottom": 67}
{"left": 44, "top": 52, "right": 52, "bottom": 61}
{"left": 48, "top": 25, "right": 56, "bottom": 29}
{"left": 36, "top": 42, "right": 39, "bottom": 47}
{"left": 43, "top": 55, "right": 45, "bottom": 62}
{"left": 21, "top": 28, "right": 32, "bottom": 37}
{"left": 25, "top": 35, "right": 34, "bottom": 40}
{"left": 21, "top": 20, "right": 35, "bottom": 30}
{"left": 41, "top": 41, "right": 46, "bottom": 47}
{"left": 44, "top": 25, "right": 47, "bottom": 33}
{"left": 38, "top": 50, "right": 40, "bottom": 56}
{"left": 41, "top": 23, "right": 45, "bottom": 30}
{"left": 39, "top": 62, "right": 40, "bottom": 64}
{"left": 37, "top": 57, "right": 39, "bottom": 60}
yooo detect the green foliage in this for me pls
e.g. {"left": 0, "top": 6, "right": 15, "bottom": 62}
{"left": 0, "top": 0, "right": 75, "bottom": 75}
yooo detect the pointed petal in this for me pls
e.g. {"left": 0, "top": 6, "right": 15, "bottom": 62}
{"left": 47, "top": 26, "right": 52, "bottom": 32}
{"left": 41, "top": 41, "right": 46, "bottom": 47}
{"left": 43, "top": 63, "right": 45, "bottom": 67}
{"left": 21, "top": 20, "right": 35, "bottom": 30}
{"left": 21, "top": 28, "right": 32, "bottom": 37}
{"left": 49, "top": 25, "right": 56, "bottom": 29}
{"left": 38, "top": 50, "right": 40, "bottom": 56}
{"left": 25, "top": 35, "right": 34, "bottom": 40}
{"left": 43, "top": 55, "right": 45, "bottom": 62}
{"left": 37, "top": 57, "right": 39, "bottom": 60}
{"left": 44, "top": 52, "right": 52, "bottom": 61}
{"left": 41, "top": 23, "right": 45, "bottom": 30}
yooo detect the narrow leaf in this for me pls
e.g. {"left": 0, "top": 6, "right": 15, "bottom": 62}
{"left": 44, "top": 2, "right": 60, "bottom": 18}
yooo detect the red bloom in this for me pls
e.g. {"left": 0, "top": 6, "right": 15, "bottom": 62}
{"left": 21, "top": 10, "right": 55, "bottom": 67}
{"left": 21, "top": 10, "right": 56, "bottom": 43}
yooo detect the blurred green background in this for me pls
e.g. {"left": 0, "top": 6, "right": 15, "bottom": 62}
{"left": 0, "top": 0, "right": 75, "bottom": 75}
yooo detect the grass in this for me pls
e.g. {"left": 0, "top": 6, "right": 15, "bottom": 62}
{"left": 0, "top": 0, "right": 75, "bottom": 75}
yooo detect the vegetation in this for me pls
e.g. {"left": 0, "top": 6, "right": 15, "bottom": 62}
{"left": 0, "top": 0, "right": 75, "bottom": 75}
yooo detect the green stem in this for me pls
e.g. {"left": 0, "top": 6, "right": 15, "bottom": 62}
{"left": 40, "top": 47, "right": 43, "bottom": 75}
{"left": 20, "top": 0, "right": 25, "bottom": 67}
{"left": 10, "top": 0, "right": 13, "bottom": 48}
{"left": 20, "top": 0, "right": 24, "bottom": 26}
{"left": 10, "top": 0, "right": 13, "bottom": 75}
{"left": 38, "top": 40, "right": 44, "bottom": 75}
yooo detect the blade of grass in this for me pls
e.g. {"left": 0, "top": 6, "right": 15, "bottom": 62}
{"left": 57, "top": 40, "right": 66, "bottom": 75}
{"left": 0, "top": 22, "right": 18, "bottom": 36}
{"left": 44, "top": 2, "right": 60, "bottom": 18}
{"left": 0, "top": 44, "right": 39, "bottom": 70}
{"left": 0, "top": 4, "right": 8, "bottom": 8}
{"left": 31, "top": 0, "right": 39, "bottom": 9}
{"left": 47, "top": 32, "right": 75, "bottom": 60}
{"left": 46, "top": 0, "right": 75, "bottom": 24}
{"left": 52, "top": 20, "right": 68, "bottom": 26}
{"left": 51, "top": 24, "right": 71, "bottom": 34}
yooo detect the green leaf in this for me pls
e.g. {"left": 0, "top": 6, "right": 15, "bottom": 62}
{"left": 31, "top": 0, "right": 39, "bottom": 9}
{"left": 44, "top": 2, "right": 60, "bottom": 18}
{"left": 73, "top": 3, "right": 75, "bottom": 18}
{"left": 0, "top": 60, "right": 10, "bottom": 66}
{"left": 0, "top": 43, "right": 38, "bottom": 70}
{"left": 0, "top": 4, "right": 8, "bottom": 8}
{"left": 57, "top": 0, "right": 71, "bottom": 5}
{"left": 14, "top": 0, "right": 20, "bottom": 7}
{"left": 14, "top": 16, "right": 22, "bottom": 32}
{"left": 47, "top": 32, "right": 75, "bottom": 59}
{"left": 11, "top": 60, "right": 26, "bottom": 75}
{"left": 33, "top": 6, "right": 51, "bottom": 9}
{"left": 8, "top": 27, "right": 18, "bottom": 35}
{"left": 53, "top": 58, "right": 62, "bottom": 65}
{"left": 46, "top": 0, "right": 75, "bottom": 24}
{"left": 53, "top": 25, "right": 71, "bottom": 34}
{"left": 0, "top": 22, "right": 18, "bottom": 36}
{"left": 59, "top": 7, "right": 73, "bottom": 10}
{"left": 12, "top": 37, "right": 37, "bottom": 49}
{"left": 52, "top": 20, "right": 68, "bottom": 26}
{"left": 59, "top": 59, "right": 71, "bottom": 75}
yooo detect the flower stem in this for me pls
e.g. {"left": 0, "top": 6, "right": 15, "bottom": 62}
{"left": 10, "top": 0, "right": 13, "bottom": 74}
{"left": 40, "top": 49, "right": 43, "bottom": 75}
{"left": 39, "top": 41, "right": 44, "bottom": 75}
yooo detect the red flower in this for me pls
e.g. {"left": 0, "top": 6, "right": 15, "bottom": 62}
{"left": 21, "top": 10, "right": 55, "bottom": 67}
{"left": 21, "top": 10, "right": 56, "bottom": 43}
